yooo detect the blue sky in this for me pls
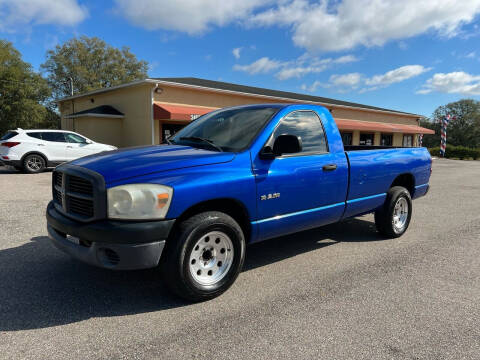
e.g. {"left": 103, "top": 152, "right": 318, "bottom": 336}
{"left": 1, "top": 0, "right": 480, "bottom": 117}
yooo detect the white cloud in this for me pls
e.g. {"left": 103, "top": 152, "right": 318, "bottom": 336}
{"left": 329, "top": 73, "right": 363, "bottom": 87}
{"left": 334, "top": 55, "right": 359, "bottom": 64}
{"left": 365, "top": 65, "right": 431, "bottom": 86}
{"left": 465, "top": 51, "right": 476, "bottom": 59}
{"left": 233, "top": 57, "right": 283, "bottom": 75}
{"left": 250, "top": 0, "right": 480, "bottom": 51}
{"left": 232, "top": 47, "right": 242, "bottom": 59}
{"left": 417, "top": 72, "right": 480, "bottom": 95}
{"left": 303, "top": 64, "right": 429, "bottom": 93}
{"left": 114, "top": 0, "right": 268, "bottom": 34}
{"left": 234, "top": 53, "right": 358, "bottom": 80}
{"left": 0, "top": 0, "right": 88, "bottom": 31}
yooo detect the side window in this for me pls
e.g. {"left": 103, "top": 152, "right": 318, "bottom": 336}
{"left": 42, "top": 132, "right": 66, "bottom": 142}
{"left": 27, "top": 132, "right": 43, "bottom": 140}
{"left": 271, "top": 111, "right": 328, "bottom": 154}
{"left": 65, "top": 133, "right": 87, "bottom": 143}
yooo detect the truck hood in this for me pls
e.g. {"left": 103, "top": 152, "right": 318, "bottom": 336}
{"left": 70, "top": 145, "right": 235, "bottom": 184}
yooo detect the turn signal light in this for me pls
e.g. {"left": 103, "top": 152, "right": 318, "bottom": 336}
{"left": 1, "top": 142, "right": 20, "bottom": 148}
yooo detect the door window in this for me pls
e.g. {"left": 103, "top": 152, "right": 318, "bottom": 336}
{"left": 27, "top": 132, "right": 43, "bottom": 140}
{"left": 359, "top": 133, "right": 374, "bottom": 146}
{"left": 271, "top": 111, "right": 328, "bottom": 154}
{"left": 65, "top": 133, "right": 87, "bottom": 143}
{"left": 42, "top": 132, "right": 66, "bottom": 142}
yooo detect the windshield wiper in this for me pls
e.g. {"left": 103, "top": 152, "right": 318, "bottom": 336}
{"left": 180, "top": 137, "right": 223, "bottom": 152}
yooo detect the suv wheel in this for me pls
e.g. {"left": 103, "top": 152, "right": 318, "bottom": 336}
{"left": 161, "top": 211, "right": 245, "bottom": 302}
{"left": 23, "top": 154, "right": 46, "bottom": 174}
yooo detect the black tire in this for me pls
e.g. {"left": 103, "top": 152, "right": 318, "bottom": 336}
{"left": 160, "top": 211, "right": 245, "bottom": 302}
{"left": 374, "top": 186, "right": 412, "bottom": 238}
{"left": 23, "top": 154, "right": 46, "bottom": 174}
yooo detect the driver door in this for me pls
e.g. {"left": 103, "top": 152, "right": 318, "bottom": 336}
{"left": 252, "top": 110, "right": 348, "bottom": 241}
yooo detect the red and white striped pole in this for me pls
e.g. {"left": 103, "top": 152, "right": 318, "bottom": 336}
{"left": 440, "top": 114, "right": 451, "bottom": 157}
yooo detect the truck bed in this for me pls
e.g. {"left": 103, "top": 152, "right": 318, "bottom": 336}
{"left": 342, "top": 146, "right": 431, "bottom": 218}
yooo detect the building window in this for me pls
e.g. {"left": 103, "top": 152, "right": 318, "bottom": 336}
{"left": 381, "top": 133, "right": 393, "bottom": 146}
{"left": 403, "top": 134, "right": 413, "bottom": 147}
{"left": 341, "top": 132, "right": 353, "bottom": 146}
{"left": 359, "top": 133, "right": 374, "bottom": 146}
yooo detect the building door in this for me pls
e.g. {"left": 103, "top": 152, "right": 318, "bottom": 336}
{"left": 162, "top": 124, "right": 186, "bottom": 143}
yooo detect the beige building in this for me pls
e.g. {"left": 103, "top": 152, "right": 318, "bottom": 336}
{"left": 58, "top": 77, "right": 434, "bottom": 148}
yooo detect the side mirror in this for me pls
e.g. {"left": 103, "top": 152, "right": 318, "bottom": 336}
{"left": 85, "top": 139, "right": 93, "bottom": 144}
{"left": 259, "top": 134, "right": 302, "bottom": 159}
{"left": 273, "top": 134, "right": 302, "bottom": 156}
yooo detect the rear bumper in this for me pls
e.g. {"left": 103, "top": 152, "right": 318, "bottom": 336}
{"left": 46, "top": 201, "right": 175, "bottom": 270}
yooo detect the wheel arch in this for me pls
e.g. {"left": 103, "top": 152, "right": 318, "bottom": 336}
{"left": 172, "top": 198, "right": 252, "bottom": 242}
{"left": 389, "top": 173, "right": 415, "bottom": 196}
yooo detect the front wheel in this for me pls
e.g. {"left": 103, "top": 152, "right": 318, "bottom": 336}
{"left": 375, "top": 186, "right": 412, "bottom": 238}
{"left": 160, "top": 211, "right": 245, "bottom": 301}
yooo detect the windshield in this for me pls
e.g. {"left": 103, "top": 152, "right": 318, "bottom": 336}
{"left": 170, "top": 106, "right": 279, "bottom": 152}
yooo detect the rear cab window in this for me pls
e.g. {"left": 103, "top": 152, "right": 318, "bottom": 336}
{"left": 1, "top": 131, "right": 18, "bottom": 141}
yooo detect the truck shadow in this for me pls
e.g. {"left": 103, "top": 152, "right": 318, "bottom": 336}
{"left": 0, "top": 218, "right": 381, "bottom": 331}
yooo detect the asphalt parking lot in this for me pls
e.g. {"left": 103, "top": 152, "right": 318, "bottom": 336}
{"left": 0, "top": 159, "right": 479, "bottom": 360}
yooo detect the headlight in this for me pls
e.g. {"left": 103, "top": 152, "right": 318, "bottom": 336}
{"left": 107, "top": 184, "right": 173, "bottom": 220}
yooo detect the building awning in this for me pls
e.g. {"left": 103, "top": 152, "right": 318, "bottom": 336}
{"left": 65, "top": 105, "right": 124, "bottom": 119}
{"left": 335, "top": 118, "right": 435, "bottom": 135}
{"left": 154, "top": 102, "right": 218, "bottom": 121}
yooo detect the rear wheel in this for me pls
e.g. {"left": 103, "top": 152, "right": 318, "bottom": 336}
{"left": 161, "top": 211, "right": 245, "bottom": 302}
{"left": 23, "top": 154, "right": 46, "bottom": 174}
{"left": 375, "top": 186, "right": 412, "bottom": 238}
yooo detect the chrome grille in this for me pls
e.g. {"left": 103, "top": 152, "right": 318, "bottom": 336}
{"left": 52, "top": 167, "right": 105, "bottom": 222}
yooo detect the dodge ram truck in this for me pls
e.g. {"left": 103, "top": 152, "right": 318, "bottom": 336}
{"left": 46, "top": 104, "right": 432, "bottom": 301}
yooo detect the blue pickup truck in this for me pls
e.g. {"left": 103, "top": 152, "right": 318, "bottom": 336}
{"left": 47, "top": 104, "right": 431, "bottom": 301}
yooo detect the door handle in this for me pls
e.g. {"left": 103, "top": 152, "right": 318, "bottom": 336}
{"left": 322, "top": 164, "right": 337, "bottom": 171}
{"left": 37, "top": 144, "right": 45, "bottom": 146}
{"left": 66, "top": 146, "right": 73, "bottom": 148}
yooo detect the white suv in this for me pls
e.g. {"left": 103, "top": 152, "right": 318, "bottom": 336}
{"left": 0, "top": 129, "right": 117, "bottom": 173}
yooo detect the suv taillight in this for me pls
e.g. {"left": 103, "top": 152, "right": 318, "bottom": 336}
{"left": 1, "top": 142, "right": 20, "bottom": 148}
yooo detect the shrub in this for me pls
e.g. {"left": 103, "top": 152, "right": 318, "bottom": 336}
{"left": 428, "top": 145, "right": 480, "bottom": 159}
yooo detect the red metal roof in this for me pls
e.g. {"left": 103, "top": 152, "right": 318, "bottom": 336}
{"left": 335, "top": 118, "right": 435, "bottom": 134}
{"left": 154, "top": 102, "right": 217, "bottom": 121}
{"left": 153, "top": 103, "right": 434, "bottom": 135}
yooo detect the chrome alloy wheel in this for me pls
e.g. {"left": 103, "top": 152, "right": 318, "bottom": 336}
{"left": 392, "top": 197, "right": 409, "bottom": 233}
{"left": 26, "top": 155, "right": 43, "bottom": 172}
{"left": 189, "top": 231, "right": 234, "bottom": 286}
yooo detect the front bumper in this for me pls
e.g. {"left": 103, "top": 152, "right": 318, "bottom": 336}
{"left": 46, "top": 201, "right": 175, "bottom": 270}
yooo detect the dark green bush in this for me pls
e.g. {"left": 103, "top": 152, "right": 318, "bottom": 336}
{"left": 428, "top": 145, "right": 480, "bottom": 159}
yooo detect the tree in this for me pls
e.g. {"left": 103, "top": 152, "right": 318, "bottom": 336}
{"left": 0, "top": 40, "right": 58, "bottom": 135}
{"left": 41, "top": 36, "right": 149, "bottom": 99}
{"left": 428, "top": 99, "right": 480, "bottom": 148}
